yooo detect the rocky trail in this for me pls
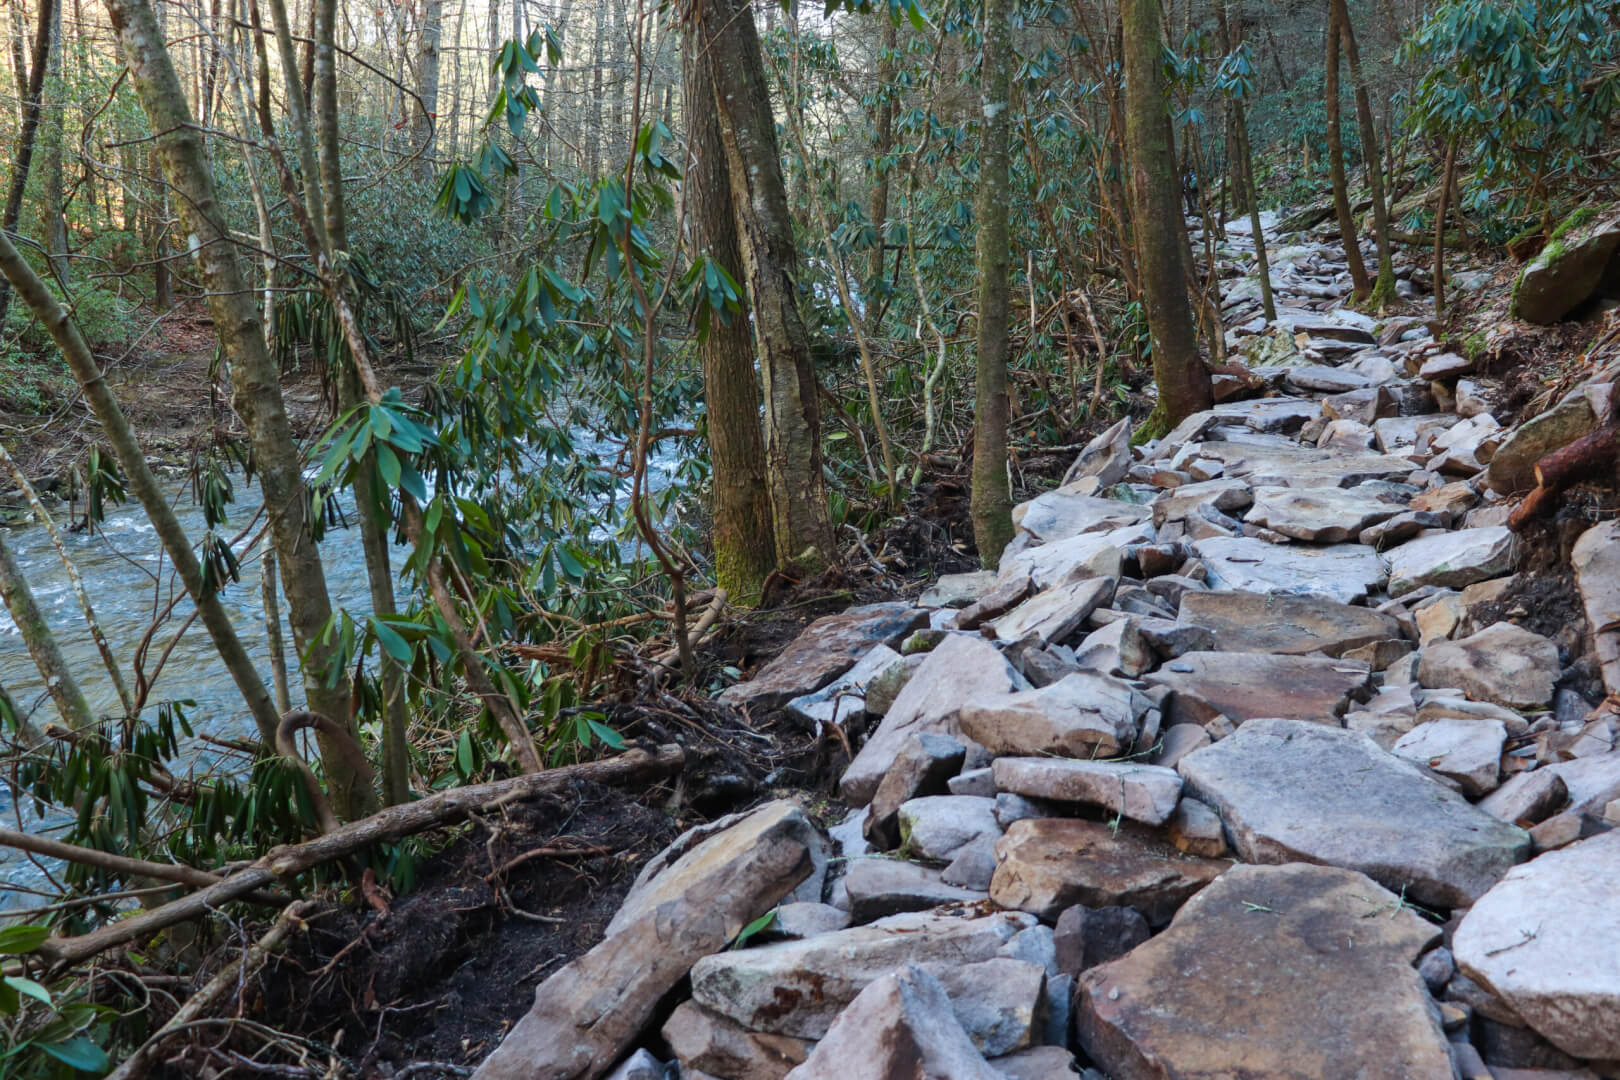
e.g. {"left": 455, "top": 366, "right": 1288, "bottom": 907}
{"left": 467, "top": 216, "right": 1620, "bottom": 1080}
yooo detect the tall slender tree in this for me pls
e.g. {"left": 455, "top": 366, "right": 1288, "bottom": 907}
{"left": 971, "top": 0, "right": 1014, "bottom": 566}
{"left": 1324, "top": 2, "right": 1371, "bottom": 300}
{"left": 1334, "top": 0, "right": 1396, "bottom": 308}
{"left": 0, "top": 0, "right": 57, "bottom": 327}
{"left": 682, "top": 24, "right": 775, "bottom": 602}
{"left": 1123, "top": 0, "right": 1211, "bottom": 431}
{"left": 692, "top": 0, "right": 834, "bottom": 570}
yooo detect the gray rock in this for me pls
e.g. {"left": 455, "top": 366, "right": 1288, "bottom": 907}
{"left": 1014, "top": 490, "right": 1148, "bottom": 544}
{"left": 1245, "top": 484, "right": 1404, "bottom": 542}
{"left": 1176, "top": 590, "right": 1401, "bottom": 658}
{"left": 923, "top": 571, "right": 1000, "bottom": 609}
{"left": 474, "top": 802, "right": 816, "bottom": 1080}
{"left": 842, "top": 635, "right": 1029, "bottom": 807}
{"left": 942, "top": 834, "right": 1001, "bottom": 891}
{"left": 1063, "top": 417, "right": 1133, "bottom": 489}
{"left": 1286, "top": 363, "right": 1371, "bottom": 393}
{"left": 864, "top": 653, "right": 925, "bottom": 717}
{"left": 1074, "top": 864, "right": 1451, "bottom": 1080}
{"left": 1360, "top": 509, "right": 1452, "bottom": 547}
{"left": 1071, "top": 617, "right": 1154, "bottom": 677}
{"left": 949, "top": 767, "right": 997, "bottom": 798}
{"left": 989, "top": 577, "right": 1117, "bottom": 646}
{"left": 1168, "top": 797, "right": 1229, "bottom": 857}
{"left": 958, "top": 572, "right": 1038, "bottom": 631}
{"left": 1418, "top": 622, "right": 1559, "bottom": 709}
{"left": 1572, "top": 521, "right": 1620, "bottom": 697}
{"left": 960, "top": 671, "right": 1140, "bottom": 760}
{"left": 783, "top": 965, "right": 1002, "bottom": 1080}
{"left": 770, "top": 902, "right": 852, "bottom": 939}
{"left": 1385, "top": 526, "right": 1516, "bottom": 597}
{"left": 864, "top": 733, "right": 969, "bottom": 849}
{"left": 1150, "top": 478, "right": 1254, "bottom": 527}
{"left": 992, "top": 817, "right": 1225, "bottom": 925}
{"left": 1429, "top": 414, "right": 1502, "bottom": 475}
{"left": 1000, "top": 524, "right": 1154, "bottom": 591}
{"left": 1178, "top": 717, "right": 1531, "bottom": 907}
{"left": 663, "top": 1001, "right": 813, "bottom": 1080}
{"left": 1454, "top": 831, "right": 1620, "bottom": 1060}
{"left": 1152, "top": 723, "right": 1212, "bottom": 768}
{"left": 1419, "top": 946, "right": 1455, "bottom": 993}
{"left": 995, "top": 792, "right": 1057, "bottom": 829}
{"left": 1391, "top": 717, "right": 1507, "bottom": 797}
{"left": 786, "top": 645, "right": 905, "bottom": 729}
{"left": 1146, "top": 651, "right": 1373, "bottom": 726}
{"left": 1484, "top": 398, "right": 1598, "bottom": 495}
{"left": 721, "top": 603, "right": 929, "bottom": 711}
{"left": 693, "top": 910, "right": 1036, "bottom": 1040}
{"left": 990, "top": 1046, "right": 1081, "bottom": 1080}
{"left": 899, "top": 796, "right": 1003, "bottom": 863}
{"left": 1195, "top": 536, "right": 1387, "bottom": 604}
{"left": 603, "top": 1050, "right": 667, "bottom": 1080}
{"left": 934, "top": 959, "right": 1049, "bottom": 1057}
{"left": 842, "top": 857, "right": 988, "bottom": 922}
{"left": 992, "top": 758, "right": 1183, "bottom": 826}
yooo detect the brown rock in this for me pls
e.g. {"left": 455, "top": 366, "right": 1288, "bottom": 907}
{"left": 721, "top": 603, "right": 928, "bottom": 711}
{"left": 1176, "top": 590, "right": 1401, "bottom": 658}
{"left": 1146, "top": 651, "right": 1373, "bottom": 726}
{"left": 663, "top": 1001, "right": 813, "bottom": 1080}
{"left": 989, "top": 818, "right": 1225, "bottom": 925}
{"left": 1075, "top": 864, "right": 1451, "bottom": 1080}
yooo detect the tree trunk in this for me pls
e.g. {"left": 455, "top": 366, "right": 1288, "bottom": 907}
{"left": 101, "top": 0, "right": 375, "bottom": 821}
{"left": 970, "top": 0, "right": 1014, "bottom": 567}
{"left": 1122, "top": 0, "right": 1210, "bottom": 432}
{"left": 40, "top": 0, "right": 68, "bottom": 284}
{"left": 0, "top": 0, "right": 56, "bottom": 327}
{"left": 682, "top": 26, "right": 774, "bottom": 603}
{"left": 695, "top": 0, "right": 834, "bottom": 569}
{"left": 1324, "top": 3, "right": 1370, "bottom": 300}
{"left": 412, "top": 0, "right": 443, "bottom": 178}
{"left": 1216, "top": 0, "right": 1273, "bottom": 322}
{"left": 1335, "top": 0, "right": 1395, "bottom": 308}
{"left": 0, "top": 527, "right": 96, "bottom": 731}
{"left": 1434, "top": 138, "right": 1455, "bottom": 315}
{"left": 866, "top": 18, "right": 897, "bottom": 306}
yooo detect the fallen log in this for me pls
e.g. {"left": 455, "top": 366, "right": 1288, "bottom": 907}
{"left": 1508, "top": 422, "right": 1620, "bottom": 531}
{"left": 32, "top": 744, "right": 685, "bottom": 971}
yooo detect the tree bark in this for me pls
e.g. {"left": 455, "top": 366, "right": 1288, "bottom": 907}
{"left": 1122, "top": 0, "right": 1210, "bottom": 431}
{"left": 0, "top": 525, "right": 97, "bottom": 731}
{"left": 101, "top": 0, "right": 374, "bottom": 820}
{"left": 412, "top": 0, "right": 443, "bottom": 175}
{"left": 682, "top": 24, "right": 775, "bottom": 603}
{"left": 971, "top": 0, "right": 1014, "bottom": 567}
{"left": 0, "top": 0, "right": 57, "bottom": 327}
{"left": 1335, "top": 0, "right": 1395, "bottom": 307}
{"left": 1216, "top": 0, "right": 1273, "bottom": 322}
{"left": 866, "top": 18, "right": 898, "bottom": 305}
{"left": 1324, "top": 3, "right": 1370, "bottom": 300}
{"left": 695, "top": 0, "right": 834, "bottom": 569}
{"left": 39, "top": 0, "right": 68, "bottom": 284}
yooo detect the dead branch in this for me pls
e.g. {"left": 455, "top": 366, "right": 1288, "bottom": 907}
{"left": 1508, "top": 423, "right": 1620, "bottom": 531}
{"left": 275, "top": 710, "right": 376, "bottom": 835}
{"left": 31, "top": 745, "right": 685, "bottom": 972}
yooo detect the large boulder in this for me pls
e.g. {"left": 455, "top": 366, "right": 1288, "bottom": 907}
{"left": 1484, "top": 397, "right": 1599, "bottom": 495}
{"left": 1244, "top": 485, "right": 1404, "bottom": 543}
{"left": 1075, "top": 864, "right": 1452, "bottom": 1080}
{"left": 721, "top": 603, "right": 928, "bottom": 711}
{"left": 990, "top": 817, "right": 1226, "bottom": 925}
{"left": 959, "top": 671, "right": 1139, "bottom": 759}
{"left": 690, "top": 909, "right": 1036, "bottom": 1040}
{"left": 1012, "top": 490, "right": 1147, "bottom": 544}
{"left": 1176, "top": 590, "right": 1402, "bottom": 658}
{"left": 1453, "top": 831, "right": 1620, "bottom": 1060}
{"left": 1384, "top": 526, "right": 1517, "bottom": 597}
{"left": 1193, "top": 536, "right": 1387, "bottom": 604}
{"left": 474, "top": 801, "right": 817, "bottom": 1080}
{"left": 1145, "top": 651, "right": 1373, "bottom": 726}
{"left": 1417, "top": 622, "right": 1560, "bottom": 710}
{"left": 1511, "top": 208, "right": 1620, "bottom": 324}
{"left": 841, "top": 634, "right": 1028, "bottom": 807}
{"left": 1178, "top": 717, "right": 1531, "bottom": 907}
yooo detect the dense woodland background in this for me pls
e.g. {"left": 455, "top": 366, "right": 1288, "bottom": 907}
{"left": 0, "top": 0, "right": 1616, "bottom": 1068}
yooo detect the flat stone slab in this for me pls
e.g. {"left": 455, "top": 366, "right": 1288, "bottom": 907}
{"left": 1012, "top": 490, "right": 1148, "bottom": 544}
{"left": 786, "top": 645, "right": 904, "bottom": 729}
{"left": 992, "top": 758, "right": 1183, "bottom": 826}
{"left": 1178, "top": 717, "right": 1531, "bottom": 907}
{"left": 1000, "top": 523, "right": 1154, "bottom": 591}
{"left": 1391, "top": 717, "right": 1506, "bottom": 797}
{"left": 990, "top": 818, "right": 1225, "bottom": 924}
{"left": 1177, "top": 590, "right": 1402, "bottom": 658}
{"left": 1454, "top": 831, "right": 1620, "bottom": 1060}
{"left": 1194, "top": 536, "right": 1387, "bottom": 604}
{"left": 898, "top": 796, "right": 1003, "bottom": 863}
{"left": 842, "top": 634, "right": 1028, "bottom": 807}
{"left": 842, "top": 857, "right": 988, "bottom": 922}
{"left": 1146, "top": 651, "right": 1373, "bottom": 725}
{"left": 690, "top": 909, "right": 1036, "bottom": 1040}
{"left": 959, "top": 671, "right": 1139, "bottom": 759}
{"left": 1418, "top": 621, "right": 1560, "bottom": 710}
{"left": 987, "top": 576, "right": 1115, "bottom": 646}
{"left": 721, "top": 603, "right": 928, "bottom": 711}
{"left": 1286, "top": 363, "right": 1371, "bottom": 393}
{"left": 921, "top": 571, "right": 998, "bottom": 609}
{"left": 1246, "top": 485, "right": 1405, "bottom": 542}
{"left": 1384, "top": 526, "right": 1517, "bottom": 597}
{"left": 1075, "top": 864, "right": 1451, "bottom": 1080}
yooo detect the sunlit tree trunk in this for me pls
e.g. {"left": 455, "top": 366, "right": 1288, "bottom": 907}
{"left": 1324, "top": 2, "right": 1370, "bottom": 300}
{"left": 1335, "top": 0, "right": 1395, "bottom": 308}
{"left": 101, "top": 0, "right": 376, "bottom": 820}
{"left": 682, "top": 25, "right": 775, "bottom": 603}
{"left": 0, "top": 528, "right": 96, "bottom": 731}
{"left": 40, "top": 0, "right": 68, "bottom": 284}
{"left": 695, "top": 0, "right": 834, "bottom": 569}
{"left": 1123, "top": 0, "right": 1210, "bottom": 431}
{"left": 971, "top": 0, "right": 1013, "bottom": 567}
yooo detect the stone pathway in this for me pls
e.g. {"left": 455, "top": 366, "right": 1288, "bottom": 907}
{"left": 472, "top": 217, "right": 1620, "bottom": 1079}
